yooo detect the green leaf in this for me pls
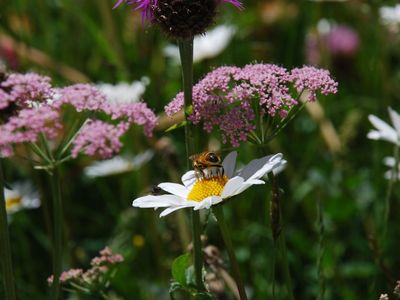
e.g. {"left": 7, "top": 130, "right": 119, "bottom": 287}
{"left": 172, "top": 253, "right": 191, "bottom": 286}
{"left": 165, "top": 121, "right": 187, "bottom": 132}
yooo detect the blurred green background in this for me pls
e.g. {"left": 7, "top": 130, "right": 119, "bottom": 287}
{"left": 1, "top": 0, "right": 400, "bottom": 299}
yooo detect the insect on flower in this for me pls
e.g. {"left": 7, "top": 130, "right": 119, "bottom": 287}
{"left": 190, "top": 151, "right": 224, "bottom": 179}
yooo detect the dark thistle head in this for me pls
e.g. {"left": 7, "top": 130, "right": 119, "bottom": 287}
{"left": 114, "top": 0, "right": 242, "bottom": 39}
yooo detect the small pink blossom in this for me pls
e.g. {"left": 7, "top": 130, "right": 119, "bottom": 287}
{"left": 289, "top": 66, "right": 338, "bottom": 101}
{"left": 104, "top": 102, "right": 157, "bottom": 137}
{"left": 71, "top": 120, "right": 129, "bottom": 159}
{"left": 0, "top": 105, "right": 62, "bottom": 157}
{"left": 0, "top": 89, "right": 12, "bottom": 110}
{"left": 1, "top": 73, "right": 53, "bottom": 107}
{"left": 55, "top": 84, "right": 107, "bottom": 112}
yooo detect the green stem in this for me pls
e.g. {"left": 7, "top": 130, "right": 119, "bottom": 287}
{"left": 213, "top": 206, "right": 247, "bottom": 300}
{"left": 382, "top": 144, "right": 399, "bottom": 240}
{"left": 50, "top": 167, "right": 63, "bottom": 300}
{"left": 0, "top": 160, "right": 17, "bottom": 300}
{"left": 316, "top": 195, "right": 325, "bottom": 300}
{"left": 178, "top": 38, "right": 204, "bottom": 291}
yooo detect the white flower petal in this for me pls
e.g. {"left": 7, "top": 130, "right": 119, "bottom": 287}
{"left": 388, "top": 107, "right": 400, "bottom": 135}
{"left": 239, "top": 153, "right": 283, "bottom": 182}
{"left": 181, "top": 170, "right": 197, "bottom": 189}
{"left": 383, "top": 156, "right": 396, "bottom": 167}
{"left": 159, "top": 206, "right": 187, "bottom": 217}
{"left": 246, "top": 179, "right": 265, "bottom": 185}
{"left": 368, "top": 115, "right": 398, "bottom": 144}
{"left": 221, "top": 176, "right": 244, "bottom": 198}
{"left": 158, "top": 182, "right": 189, "bottom": 198}
{"left": 132, "top": 195, "right": 184, "bottom": 208}
{"left": 222, "top": 151, "right": 237, "bottom": 178}
{"left": 194, "top": 196, "right": 223, "bottom": 210}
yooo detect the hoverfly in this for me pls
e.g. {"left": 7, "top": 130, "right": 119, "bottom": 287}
{"left": 189, "top": 151, "right": 224, "bottom": 179}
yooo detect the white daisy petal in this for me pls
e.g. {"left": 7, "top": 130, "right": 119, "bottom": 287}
{"left": 368, "top": 115, "right": 398, "bottom": 144}
{"left": 221, "top": 176, "right": 244, "bottom": 198}
{"left": 181, "top": 170, "right": 197, "bottom": 189}
{"left": 246, "top": 179, "right": 265, "bottom": 185}
{"left": 388, "top": 107, "right": 400, "bottom": 136}
{"left": 159, "top": 206, "right": 187, "bottom": 217}
{"left": 194, "top": 196, "right": 222, "bottom": 210}
{"left": 239, "top": 153, "right": 283, "bottom": 182}
{"left": 132, "top": 195, "right": 184, "bottom": 208}
{"left": 222, "top": 151, "right": 237, "bottom": 178}
{"left": 158, "top": 183, "right": 189, "bottom": 198}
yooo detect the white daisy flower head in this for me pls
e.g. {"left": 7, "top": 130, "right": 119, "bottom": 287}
{"left": 132, "top": 151, "right": 286, "bottom": 217}
{"left": 367, "top": 107, "right": 400, "bottom": 145}
{"left": 84, "top": 150, "right": 154, "bottom": 178}
{"left": 4, "top": 182, "right": 41, "bottom": 214}
{"left": 97, "top": 77, "right": 150, "bottom": 104}
{"left": 163, "top": 25, "right": 236, "bottom": 65}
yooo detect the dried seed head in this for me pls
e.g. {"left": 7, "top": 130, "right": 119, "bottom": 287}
{"left": 152, "top": 0, "right": 217, "bottom": 40}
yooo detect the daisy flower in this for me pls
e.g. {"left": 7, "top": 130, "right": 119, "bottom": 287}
{"left": 84, "top": 150, "right": 154, "bottom": 178}
{"left": 4, "top": 182, "right": 40, "bottom": 214}
{"left": 367, "top": 107, "right": 400, "bottom": 145}
{"left": 132, "top": 151, "right": 286, "bottom": 217}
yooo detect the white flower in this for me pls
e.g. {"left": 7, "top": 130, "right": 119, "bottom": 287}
{"left": 4, "top": 182, "right": 40, "bottom": 214}
{"left": 132, "top": 152, "right": 286, "bottom": 217}
{"left": 84, "top": 150, "right": 154, "bottom": 178}
{"left": 163, "top": 25, "right": 236, "bottom": 64}
{"left": 97, "top": 77, "right": 150, "bottom": 104}
{"left": 367, "top": 107, "right": 400, "bottom": 145}
{"left": 380, "top": 5, "right": 400, "bottom": 27}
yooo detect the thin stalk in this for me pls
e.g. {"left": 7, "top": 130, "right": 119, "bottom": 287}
{"left": 268, "top": 172, "right": 294, "bottom": 300}
{"left": 316, "top": 195, "right": 325, "bottom": 300}
{"left": 213, "top": 206, "right": 247, "bottom": 300}
{"left": 0, "top": 160, "right": 17, "bottom": 300}
{"left": 178, "top": 38, "right": 204, "bottom": 291}
{"left": 382, "top": 144, "right": 399, "bottom": 240}
{"left": 50, "top": 167, "right": 63, "bottom": 300}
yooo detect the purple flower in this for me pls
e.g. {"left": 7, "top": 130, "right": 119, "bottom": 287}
{"left": 55, "top": 84, "right": 107, "bottom": 112}
{"left": 1, "top": 73, "right": 53, "bottom": 107}
{"left": 165, "top": 63, "right": 338, "bottom": 147}
{"left": 289, "top": 66, "right": 338, "bottom": 101}
{"left": 71, "top": 120, "right": 129, "bottom": 159}
{"left": 327, "top": 25, "right": 360, "bottom": 57}
{"left": 1, "top": 72, "right": 157, "bottom": 159}
{"left": 0, "top": 105, "right": 62, "bottom": 157}
{"left": 103, "top": 102, "right": 158, "bottom": 137}
{"left": 113, "top": 0, "right": 242, "bottom": 23}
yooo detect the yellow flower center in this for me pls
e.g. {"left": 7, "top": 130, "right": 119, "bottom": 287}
{"left": 187, "top": 176, "right": 228, "bottom": 202}
{"left": 6, "top": 197, "right": 22, "bottom": 211}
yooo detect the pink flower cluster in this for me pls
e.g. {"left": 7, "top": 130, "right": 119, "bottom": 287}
{"left": 1, "top": 73, "right": 53, "bottom": 107}
{"left": 47, "top": 247, "right": 124, "bottom": 288}
{"left": 0, "top": 72, "right": 157, "bottom": 159}
{"left": 71, "top": 120, "right": 129, "bottom": 159}
{"left": 165, "top": 63, "right": 338, "bottom": 147}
